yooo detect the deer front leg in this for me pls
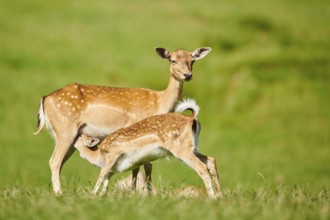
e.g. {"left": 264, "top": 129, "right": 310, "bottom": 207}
{"left": 100, "top": 173, "right": 113, "bottom": 196}
{"left": 93, "top": 152, "right": 123, "bottom": 196}
{"left": 93, "top": 168, "right": 109, "bottom": 196}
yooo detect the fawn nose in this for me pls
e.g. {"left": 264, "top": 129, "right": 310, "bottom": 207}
{"left": 183, "top": 73, "right": 192, "bottom": 81}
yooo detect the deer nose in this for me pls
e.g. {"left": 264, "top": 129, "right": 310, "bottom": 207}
{"left": 183, "top": 73, "right": 192, "bottom": 80}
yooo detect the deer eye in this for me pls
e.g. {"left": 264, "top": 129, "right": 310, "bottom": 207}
{"left": 190, "top": 60, "right": 195, "bottom": 69}
{"left": 171, "top": 60, "right": 177, "bottom": 64}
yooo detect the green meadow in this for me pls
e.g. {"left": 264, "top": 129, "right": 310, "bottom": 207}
{"left": 0, "top": 0, "right": 329, "bottom": 219}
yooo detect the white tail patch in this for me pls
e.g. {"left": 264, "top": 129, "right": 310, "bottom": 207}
{"left": 33, "top": 98, "right": 46, "bottom": 135}
{"left": 45, "top": 114, "right": 56, "bottom": 140}
{"left": 33, "top": 97, "right": 56, "bottom": 139}
{"left": 175, "top": 98, "right": 200, "bottom": 117}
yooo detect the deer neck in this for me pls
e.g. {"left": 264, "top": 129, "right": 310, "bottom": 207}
{"left": 159, "top": 74, "right": 183, "bottom": 113}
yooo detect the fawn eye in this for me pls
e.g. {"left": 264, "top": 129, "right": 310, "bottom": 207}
{"left": 171, "top": 60, "right": 177, "bottom": 64}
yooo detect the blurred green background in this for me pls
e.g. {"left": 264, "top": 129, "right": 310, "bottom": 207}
{"left": 0, "top": 0, "right": 329, "bottom": 193}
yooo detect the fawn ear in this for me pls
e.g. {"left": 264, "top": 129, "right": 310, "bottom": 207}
{"left": 155, "top": 47, "right": 171, "bottom": 59}
{"left": 192, "top": 47, "right": 212, "bottom": 60}
{"left": 85, "top": 137, "right": 100, "bottom": 147}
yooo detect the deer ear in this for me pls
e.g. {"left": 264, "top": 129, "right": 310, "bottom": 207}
{"left": 86, "top": 137, "right": 100, "bottom": 147}
{"left": 155, "top": 47, "right": 171, "bottom": 59}
{"left": 192, "top": 47, "right": 212, "bottom": 60}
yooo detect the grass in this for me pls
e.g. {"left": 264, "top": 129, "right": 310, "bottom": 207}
{"left": 0, "top": 0, "right": 329, "bottom": 219}
{"left": 1, "top": 185, "right": 328, "bottom": 220}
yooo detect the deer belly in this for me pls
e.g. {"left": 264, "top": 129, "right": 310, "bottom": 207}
{"left": 80, "top": 104, "right": 132, "bottom": 138}
{"left": 112, "top": 146, "right": 169, "bottom": 173}
{"left": 80, "top": 124, "right": 117, "bottom": 139}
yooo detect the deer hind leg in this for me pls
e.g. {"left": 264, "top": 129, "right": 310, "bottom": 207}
{"left": 143, "top": 162, "right": 153, "bottom": 192}
{"left": 194, "top": 152, "right": 222, "bottom": 199}
{"left": 132, "top": 167, "right": 140, "bottom": 191}
{"left": 49, "top": 126, "right": 78, "bottom": 195}
{"left": 131, "top": 163, "right": 152, "bottom": 193}
{"left": 172, "top": 149, "right": 216, "bottom": 199}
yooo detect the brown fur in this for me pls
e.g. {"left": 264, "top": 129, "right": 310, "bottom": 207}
{"left": 34, "top": 47, "right": 212, "bottom": 194}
